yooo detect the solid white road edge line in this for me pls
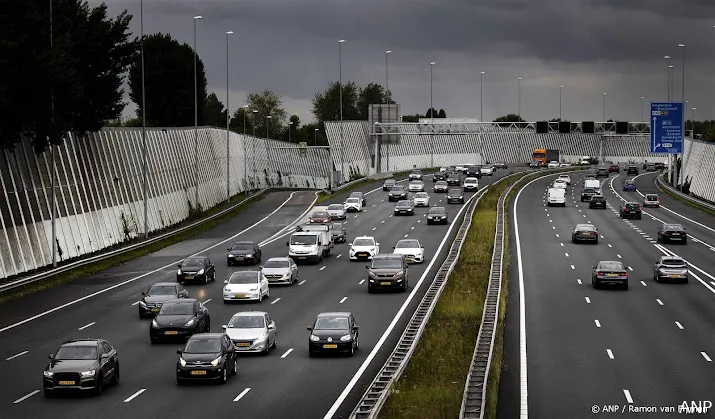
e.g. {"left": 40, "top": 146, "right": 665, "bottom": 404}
{"left": 298, "top": 280, "right": 306, "bottom": 286}
{"left": 78, "top": 322, "right": 95, "bottom": 331}
{"left": 123, "top": 388, "right": 146, "bottom": 402}
{"left": 13, "top": 390, "right": 40, "bottom": 404}
{"left": 6, "top": 350, "right": 29, "bottom": 360}
{"left": 281, "top": 348, "right": 294, "bottom": 358}
{"left": 322, "top": 183, "right": 487, "bottom": 419}
{"left": 0, "top": 191, "right": 303, "bottom": 334}
{"left": 233, "top": 387, "right": 251, "bottom": 402}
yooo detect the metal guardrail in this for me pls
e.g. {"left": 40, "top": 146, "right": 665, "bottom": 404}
{"left": 655, "top": 174, "right": 715, "bottom": 212}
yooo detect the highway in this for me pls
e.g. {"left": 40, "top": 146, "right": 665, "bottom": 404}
{"left": 501, "top": 169, "right": 715, "bottom": 418}
{"left": 0, "top": 169, "right": 516, "bottom": 419}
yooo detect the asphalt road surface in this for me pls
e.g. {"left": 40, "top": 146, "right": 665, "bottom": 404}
{"left": 499, "top": 169, "right": 715, "bottom": 419}
{"left": 0, "top": 169, "right": 517, "bottom": 419}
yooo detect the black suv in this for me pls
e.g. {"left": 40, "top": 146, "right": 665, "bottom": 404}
{"left": 657, "top": 223, "right": 687, "bottom": 244}
{"left": 43, "top": 339, "right": 119, "bottom": 396}
{"left": 446, "top": 188, "right": 465, "bottom": 204}
{"left": 366, "top": 254, "right": 408, "bottom": 292}
{"left": 465, "top": 165, "right": 481, "bottom": 178}
{"left": 432, "top": 172, "right": 446, "bottom": 182}
{"left": 588, "top": 195, "right": 607, "bottom": 209}
{"left": 580, "top": 188, "right": 597, "bottom": 202}
{"left": 388, "top": 185, "right": 407, "bottom": 201}
{"left": 596, "top": 167, "right": 609, "bottom": 178}
{"left": 227, "top": 241, "right": 262, "bottom": 266}
{"left": 426, "top": 206, "right": 449, "bottom": 224}
{"left": 382, "top": 179, "right": 396, "bottom": 191}
{"left": 177, "top": 256, "right": 216, "bottom": 284}
{"left": 446, "top": 173, "right": 461, "bottom": 186}
{"left": 619, "top": 202, "right": 642, "bottom": 219}
{"left": 626, "top": 165, "right": 639, "bottom": 175}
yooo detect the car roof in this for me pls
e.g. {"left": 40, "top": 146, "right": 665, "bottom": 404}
{"left": 598, "top": 260, "right": 624, "bottom": 267}
{"left": 230, "top": 271, "right": 260, "bottom": 278}
{"left": 62, "top": 339, "right": 102, "bottom": 346}
{"left": 660, "top": 256, "right": 684, "bottom": 261}
{"left": 464, "top": 177, "right": 478, "bottom": 181}
{"left": 373, "top": 253, "right": 404, "bottom": 260}
{"left": 429, "top": 206, "right": 446, "bottom": 210}
{"left": 575, "top": 223, "right": 596, "bottom": 229}
{"left": 163, "top": 298, "right": 197, "bottom": 304}
{"left": 266, "top": 257, "right": 291, "bottom": 262}
{"left": 410, "top": 179, "right": 422, "bottom": 182}
{"left": 233, "top": 241, "right": 256, "bottom": 245}
{"left": 396, "top": 239, "right": 420, "bottom": 246}
{"left": 187, "top": 333, "right": 224, "bottom": 339}
{"left": 317, "top": 312, "right": 352, "bottom": 318}
{"left": 396, "top": 200, "right": 412, "bottom": 205}
{"left": 231, "top": 311, "right": 268, "bottom": 317}
{"left": 663, "top": 223, "right": 684, "bottom": 228}
{"left": 354, "top": 236, "right": 375, "bottom": 240}
{"left": 150, "top": 282, "right": 177, "bottom": 287}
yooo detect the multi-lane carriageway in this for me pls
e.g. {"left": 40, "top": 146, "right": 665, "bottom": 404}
{"left": 499, "top": 169, "right": 715, "bottom": 419}
{"left": 0, "top": 169, "right": 517, "bottom": 419}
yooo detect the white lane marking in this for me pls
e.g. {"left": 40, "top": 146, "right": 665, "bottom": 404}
{"left": 298, "top": 280, "right": 306, "bottom": 286}
{"left": 594, "top": 320, "right": 601, "bottom": 328}
{"left": 372, "top": 204, "right": 376, "bottom": 207}
{"left": 570, "top": 265, "right": 575, "bottom": 270}
{"left": 359, "top": 279, "right": 365, "bottom": 285}
{"left": 404, "top": 234, "right": 409, "bottom": 237}
{"left": 124, "top": 388, "right": 146, "bottom": 402}
{"left": 608, "top": 244, "right": 612, "bottom": 248}
{"left": 381, "top": 220, "right": 385, "bottom": 224}
{"left": 702, "top": 352, "right": 713, "bottom": 362}
{"left": 417, "top": 220, "right": 421, "bottom": 223}
{"left": 555, "top": 234, "right": 559, "bottom": 238}
{"left": 5, "top": 350, "right": 29, "bottom": 361}
{"left": 233, "top": 388, "right": 251, "bottom": 402}
{"left": 675, "top": 321, "right": 684, "bottom": 330}
{"left": 607, "top": 349, "right": 614, "bottom": 359}
{"left": 12, "top": 390, "right": 40, "bottom": 404}
{"left": 582, "top": 215, "right": 586, "bottom": 218}
{"left": 585, "top": 297, "right": 591, "bottom": 303}
{"left": 623, "top": 389, "right": 634, "bottom": 404}
{"left": 578, "top": 209, "right": 581, "bottom": 212}
{"left": 0, "top": 192, "right": 306, "bottom": 334}
{"left": 270, "top": 298, "right": 281, "bottom": 305}
{"left": 131, "top": 301, "right": 141, "bottom": 306}
{"left": 381, "top": 199, "right": 384, "bottom": 202}
{"left": 336, "top": 254, "right": 342, "bottom": 259}
{"left": 617, "top": 254, "right": 622, "bottom": 259}
{"left": 389, "top": 215, "right": 393, "bottom": 218}
{"left": 552, "top": 226, "right": 555, "bottom": 230}
{"left": 627, "top": 266, "right": 633, "bottom": 271}
{"left": 203, "top": 299, "right": 211, "bottom": 304}
{"left": 354, "top": 215, "right": 358, "bottom": 218}
{"left": 546, "top": 214, "right": 549, "bottom": 217}
{"left": 78, "top": 322, "right": 95, "bottom": 330}
{"left": 280, "top": 348, "right": 294, "bottom": 358}
{"left": 577, "top": 279, "right": 582, "bottom": 285}
{"left": 600, "top": 235, "right": 604, "bottom": 239}
{"left": 320, "top": 266, "right": 326, "bottom": 271}
{"left": 640, "top": 281, "right": 647, "bottom": 287}
{"left": 339, "top": 297, "right": 348, "bottom": 304}
{"left": 372, "top": 227, "right": 376, "bottom": 231}
{"left": 549, "top": 219, "right": 553, "bottom": 223}
{"left": 411, "top": 226, "right": 415, "bottom": 230}
{"left": 560, "top": 243, "right": 564, "bottom": 247}
{"left": 656, "top": 299, "right": 664, "bottom": 306}
{"left": 711, "top": 281, "right": 715, "bottom": 287}
{"left": 564, "top": 253, "right": 569, "bottom": 257}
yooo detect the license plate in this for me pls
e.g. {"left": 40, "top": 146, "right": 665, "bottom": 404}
{"left": 190, "top": 370, "right": 207, "bottom": 375}
{"left": 184, "top": 276, "right": 194, "bottom": 279}
{"left": 298, "top": 256, "right": 307, "bottom": 259}
{"left": 582, "top": 232, "right": 590, "bottom": 235}
{"left": 406, "top": 258, "right": 414, "bottom": 262}
{"left": 237, "top": 342, "right": 250, "bottom": 347}
{"left": 380, "top": 282, "right": 391, "bottom": 286}
{"left": 58, "top": 380, "right": 75, "bottom": 385}
{"left": 323, "top": 344, "right": 338, "bottom": 349}
{"left": 236, "top": 257, "right": 244, "bottom": 260}
{"left": 165, "top": 331, "right": 178, "bottom": 335}
{"left": 235, "top": 294, "right": 245, "bottom": 298}
{"left": 671, "top": 233, "right": 681, "bottom": 235}
{"left": 629, "top": 211, "right": 635, "bottom": 213}
{"left": 151, "top": 308, "right": 160, "bottom": 312}
{"left": 607, "top": 273, "right": 618, "bottom": 277}
{"left": 400, "top": 210, "right": 406, "bottom": 213}
{"left": 669, "top": 274, "right": 679, "bottom": 277}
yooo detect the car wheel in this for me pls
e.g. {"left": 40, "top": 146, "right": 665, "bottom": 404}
{"left": 212, "top": 272, "right": 216, "bottom": 282}
{"left": 43, "top": 389, "right": 53, "bottom": 398}
{"left": 150, "top": 335, "right": 158, "bottom": 344}
{"left": 112, "top": 364, "right": 120, "bottom": 385}
{"left": 204, "top": 275, "right": 209, "bottom": 285}
{"left": 654, "top": 274, "right": 660, "bottom": 283}
{"left": 266, "top": 287, "right": 270, "bottom": 299}
{"left": 355, "top": 334, "right": 359, "bottom": 350}
{"left": 349, "top": 342, "right": 355, "bottom": 357}
{"left": 258, "top": 292, "right": 263, "bottom": 303}
{"left": 592, "top": 279, "right": 598, "bottom": 289}
{"left": 623, "top": 283, "right": 629, "bottom": 290}
{"left": 219, "top": 365, "right": 228, "bottom": 384}
{"left": 94, "top": 375, "right": 104, "bottom": 395}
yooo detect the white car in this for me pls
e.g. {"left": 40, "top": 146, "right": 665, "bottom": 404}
{"left": 547, "top": 161, "right": 559, "bottom": 168}
{"left": 440, "top": 166, "right": 448, "bottom": 172}
{"left": 392, "top": 239, "right": 425, "bottom": 263}
{"left": 261, "top": 257, "right": 298, "bottom": 285}
{"left": 222, "top": 311, "right": 276, "bottom": 354}
{"left": 480, "top": 166, "right": 494, "bottom": 176}
{"left": 463, "top": 177, "right": 479, "bottom": 191}
{"left": 223, "top": 271, "right": 270, "bottom": 303}
{"left": 408, "top": 170, "right": 423, "bottom": 180}
{"left": 327, "top": 203, "right": 347, "bottom": 219}
{"left": 343, "top": 197, "right": 363, "bottom": 212}
{"left": 552, "top": 179, "right": 567, "bottom": 189}
{"left": 408, "top": 180, "right": 424, "bottom": 192}
{"left": 349, "top": 236, "right": 380, "bottom": 260}
{"left": 413, "top": 192, "right": 430, "bottom": 206}
{"left": 557, "top": 174, "right": 571, "bottom": 185}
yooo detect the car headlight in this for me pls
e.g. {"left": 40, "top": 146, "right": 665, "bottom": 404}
{"left": 210, "top": 356, "right": 221, "bottom": 367}
{"left": 179, "top": 357, "right": 186, "bottom": 367}
{"left": 43, "top": 371, "right": 53, "bottom": 378}
{"left": 340, "top": 335, "right": 352, "bottom": 342}
{"left": 151, "top": 319, "right": 159, "bottom": 328}
{"left": 247, "top": 253, "right": 253, "bottom": 257}
{"left": 80, "top": 370, "right": 96, "bottom": 377}
{"left": 228, "top": 254, "right": 234, "bottom": 257}
{"left": 177, "top": 269, "right": 182, "bottom": 275}
{"left": 197, "top": 269, "right": 204, "bottom": 275}
{"left": 310, "top": 335, "right": 320, "bottom": 342}
{"left": 184, "top": 318, "right": 196, "bottom": 327}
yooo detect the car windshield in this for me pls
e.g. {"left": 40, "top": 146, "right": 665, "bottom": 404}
{"left": 396, "top": 202, "right": 411, "bottom": 207}
{"left": 625, "top": 181, "right": 635, "bottom": 185}
{"left": 465, "top": 179, "right": 477, "bottom": 183}
{"left": 353, "top": 238, "right": 374, "bottom": 246}
{"left": 331, "top": 222, "right": 343, "bottom": 230}
{"left": 665, "top": 224, "right": 684, "bottom": 231}
{"left": 646, "top": 194, "right": 658, "bottom": 200}
{"left": 159, "top": 303, "right": 194, "bottom": 315}
{"left": 583, "top": 188, "right": 595, "bottom": 194}
{"left": 395, "top": 240, "right": 420, "bottom": 249}
{"left": 592, "top": 196, "right": 605, "bottom": 201}
{"left": 350, "top": 192, "right": 362, "bottom": 197}
{"left": 415, "top": 193, "right": 428, "bottom": 198}
{"left": 328, "top": 204, "right": 343, "bottom": 210}
{"left": 384, "top": 180, "right": 395, "bottom": 185}
{"left": 184, "top": 338, "right": 221, "bottom": 354}
{"left": 231, "top": 243, "right": 253, "bottom": 251}
{"left": 229, "top": 272, "right": 259, "bottom": 284}
{"left": 449, "top": 190, "right": 461, "bottom": 196}
{"left": 55, "top": 345, "right": 97, "bottom": 360}
{"left": 436, "top": 181, "right": 447, "bottom": 186}
{"left": 391, "top": 186, "right": 404, "bottom": 192}
{"left": 411, "top": 171, "right": 421, "bottom": 175}
{"left": 371, "top": 259, "right": 402, "bottom": 269}
{"left": 345, "top": 198, "right": 359, "bottom": 203}
{"left": 598, "top": 261, "right": 624, "bottom": 271}
{"left": 312, "top": 212, "right": 329, "bottom": 218}
{"left": 662, "top": 259, "right": 686, "bottom": 267}
{"left": 146, "top": 285, "right": 176, "bottom": 296}
{"left": 263, "top": 259, "right": 289, "bottom": 269}
{"left": 291, "top": 235, "right": 316, "bottom": 245}
{"left": 228, "top": 315, "right": 265, "bottom": 329}
{"left": 625, "top": 203, "right": 639, "bottom": 209}
{"left": 314, "top": 317, "right": 350, "bottom": 330}
{"left": 429, "top": 207, "right": 446, "bottom": 214}
{"left": 577, "top": 225, "right": 596, "bottom": 231}
{"left": 181, "top": 258, "right": 204, "bottom": 267}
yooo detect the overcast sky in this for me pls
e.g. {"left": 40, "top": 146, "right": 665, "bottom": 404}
{"left": 94, "top": 0, "right": 715, "bottom": 124}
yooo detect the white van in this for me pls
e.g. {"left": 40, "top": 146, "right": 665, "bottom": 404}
{"left": 547, "top": 188, "right": 566, "bottom": 206}
{"left": 287, "top": 231, "right": 328, "bottom": 264}
{"left": 584, "top": 178, "right": 600, "bottom": 190}
{"left": 297, "top": 223, "right": 333, "bottom": 253}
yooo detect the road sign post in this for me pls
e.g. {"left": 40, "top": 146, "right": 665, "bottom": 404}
{"left": 649, "top": 102, "right": 683, "bottom": 154}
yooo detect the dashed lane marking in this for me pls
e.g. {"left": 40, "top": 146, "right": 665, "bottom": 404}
{"left": 359, "top": 279, "right": 365, "bottom": 285}
{"left": 577, "top": 279, "right": 582, "bottom": 285}
{"left": 623, "top": 389, "right": 634, "bottom": 404}
{"left": 339, "top": 297, "right": 348, "bottom": 304}
{"left": 570, "top": 265, "right": 575, "bottom": 270}
{"left": 640, "top": 281, "right": 647, "bottom": 287}
{"left": 12, "top": 390, "right": 40, "bottom": 404}
{"left": 617, "top": 254, "right": 622, "bottom": 259}
{"left": 607, "top": 349, "right": 614, "bottom": 359}
{"left": 656, "top": 299, "right": 664, "bottom": 306}
{"left": 281, "top": 349, "right": 294, "bottom": 358}
{"left": 675, "top": 321, "right": 684, "bottom": 330}
{"left": 298, "top": 280, "right": 307, "bottom": 286}
{"left": 336, "top": 254, "right": 342, "bottom": 258}
{"left": 271, "top": 298, "right": 281, "bottom": 305}
{"left": 702, "top": 352, "right": 712, "bottom": 362}
{"left": 233, "top": 388, "right": 251, "bottom": 402}
{"left": 565, "top": 253, "right": 569, "bottom": 257}
{"left": 5, "top": 350, "right": 28, "bottom": 361}
{"left": 78, "top": 322, "right": 95, "bottom": 331}
{"left": 124, "top": 388, "right": 146, "bottom": 403}
{"left": 595, "top": 320, "right": 601, "bottom": 328}
{"left": 320, "top": 266, "right": 326, "bottom": 271}
{"left": 585, "top": 297, "right": 591, "bottom": 303}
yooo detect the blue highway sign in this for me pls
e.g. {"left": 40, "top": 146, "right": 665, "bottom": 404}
{"left": 650, "top": 102, "right": 683, "bottom": 154}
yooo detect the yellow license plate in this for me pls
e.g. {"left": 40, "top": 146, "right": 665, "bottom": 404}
{"left": 184, "top": 276, "right": 194, "bottom": 279}
{"left": 323, "top": 344, "right": 338, "bottom": 349}
{"left": 58, "top": 380, "right": 75, "bottom": 385}
{"left": 607, "top": 273, "right": 618, "bottom": 277}
{"left": 235, "top": 294, "right": 245, "bottom": 298}
{"left": 669, "top": 274, "right": 679, "bottom": 277}
{"left": 406, "top": 258, "right": 414, "bottom": 261}
{"left": 380, "top": 282, "right": 391, "bottom": 286}
{"left": 165, "top": 331, "right": 178, "bottom": 335}
{"left": 236, "top": 257, "right": 244, "bottom": 260}
{"left": 298, "top": 256, "right": 307, "bottom": 259}
{"left": 582, "top": 232, "right": 590, "bottom": 235}
{"left": 151, "top": 308, "right": 160, "bottom": 312}
{"left": 237, "top": 342, "right": 250, "bottom": 347}
{"left": 190, "top": 370, "right": 207, "bottom": 375}
{"left": 672, "top": 233, "right": 680, "bottom": 235}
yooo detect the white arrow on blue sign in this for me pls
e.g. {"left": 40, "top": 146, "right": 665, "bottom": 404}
{"left": 650, "top": 102, "right": 684, "bottom": 154}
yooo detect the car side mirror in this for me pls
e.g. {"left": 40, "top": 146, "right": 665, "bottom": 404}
{"left": 268, "top": 322, "right": 275, "bottom": 330}
{"left": 141, "top": 291, "right": 146, "bottom": 296}
{"left": 307, "top": 327, "right": 313, "bottom": 331}
{"left": 101, "top": 353, "right": 109, "bottom": 359}
{"left": 48, "top": 354, "right": 54, "bottom": 360}
{"left": 392, "top": 246, "right": 396, "bottom": 249}
{"left": 365, "top": 265, "right": 369, "bottom": 269}
{"left": 258, "top": 265, "right": 263, "bottom": 270}
{"left": 591, "top": 266, "right": 595, "bottom": 269}
{"left": 177, "top": 263, "right": 182, "bottom": 268}
{"left": 348, "top": 243, "right": 353, "bottom": 247}
{"left": 353, "top": 326, "right": 359, "bottom": 330}
{"left": 176, "top": 349, "right": 183, "bottom": 355}
{"left": 223, "top": 280, "right": 228, "bottom": 284}
{"left": 222, "top": 325, "right": 227, "bottom": 329}
{"left": 227, "top": 248, "right": 231, "bottom": 251}
{"left": 318, "top": 241, "right": 322, "bottom": 246}
{"left": 286, "top": 241, "right": 289, "bottom": 246}
{"left": 376, "top": 243, "right": 380, "bottom": 246}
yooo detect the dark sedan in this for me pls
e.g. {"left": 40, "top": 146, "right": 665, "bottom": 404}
{"left": 446, "top": 173, "right": 461, "bottom": 186}
{"left": 309, "top": 211, "right": 331, "bottom": 224}
{"left": 388, "top": 186, "right": 407, "bottom": 201}
{"left": 608, "top": 163, "right": 620, "bottom": 173}
{"left": 657, "top": 223, "right": 687, "bottom": 244}
{"left": 139, "top": 282, "right": 189, "bottom": 318}
{"left": 596, "top": 167, "right": 609, "bottom": 178}
{"left": 580, "top": 188, "right": 597, "bottom": 202}
{"left": 426, "top": 206, "right": 449, "bottom": 224}
{"left": 588, "top": 195, "right": 607, "bottom": 209}
{"left": 308, "top": 312, "right": 359, "bottom": 356}
{"left": 382, "top": 179, "right": 396, "bottom": 191}
{"left": 394, "top": 200, "right": 415, "bottom": 215}
{"left": 227, "top": 241, "right": 262, "bottom": 265}
{"left": 332, "top": 222, "right": 347, "bottom": 243}
{"left": 619, "top": 202, "right": 642, "bottom": 219}
{"left": 432, "top": 172, "right": 446, "bottom": 182}
{"left": 446, "top": 188, "right": 464, "bottom": 204}
{"left": 528, "top": 161, "right": 541, "bottom": 168}
{"left": 177, "top": 256, "right": 215, "bottom": 284}
{"left": 495, "top": 162, "right": 508, "bottom": 169}
{"left": 626, "top": 165, "right": 639, "bottom": 175}
{"left": 653, "top": 256, "right": 688, "bottom": 283}
{"left": 150, "top": 299, "right": 210, "bottom": 343}
{"left": 592, "top": 260, "right": 628, "bottom": 290}
{"left": 43, "top": 339, "right": 119, "bottom": 396}
{"left": 572, "top": 224, "right": 599, "bottom": 244}
{"left": 176, "top": 333, "right": 237, "bottom": 385}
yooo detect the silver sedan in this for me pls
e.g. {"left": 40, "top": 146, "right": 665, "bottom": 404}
{"left": 327, "top": 203, "right": 347, "bottom": 220}
{"left": 223, "top": 311, "right": 277, "bottom": 354}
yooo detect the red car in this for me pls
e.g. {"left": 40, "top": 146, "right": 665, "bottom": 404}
{"left": 309, "top": 211, "right": 331, "bottom": 223}
{"left": 608, "top": 164, "right": 619, "bottom": 173}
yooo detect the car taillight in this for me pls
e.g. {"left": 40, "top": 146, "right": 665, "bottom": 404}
{"left": 596, "top": 271, "right": 603, "bottom": 276}
{"left": 620, "top": 273, "right": 628, "bottom": 277}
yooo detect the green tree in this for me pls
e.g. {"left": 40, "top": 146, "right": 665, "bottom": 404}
{"left": 128, "top": 33, "right": 208, "bottom": 127}
{"left": 246, "top": 90, "right": 287, "bottom": 139}
{"left": 493, "top": 114, "right": 525, "bottom": 123}
{"left": 297, "top": 123, "right": 326, "bottom": 146}
{"left": 287, "top": 114, "right": 300, "bottom": 143}
{"left": 425, "top": 108, "right": 439, "bottom": 118}
{"left": 401, "top": 114, "right": 423, "bottom": 123}
{"left": 311, "top": 81, "right": 361, "bottom": 125}
{"left": 204, "top": 93, "right": 226, "bottom": 127}
{"left": 357, "top": 82, "right": 391, "bottom": 119}
{"left": 438, "top": 109, "right": 447, "bottom": 118}
{"left": 229, "top": 107, "right": 256, "bottom": 134}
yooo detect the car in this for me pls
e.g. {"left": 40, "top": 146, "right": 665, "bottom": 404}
{"left": 654, "top": 162, "right": 666, "bottom": 170}
{"left": 307, "top": 312, "right": 359, "bottom": 356}
{"left": 547, "top": 188, "right": 566, "bottom": 206}
{"left": 495, "top": 162, "right": 508, "bottom": 169}
{"left": 619, "top": 202, "right": 642, "bottom": 219}
{"left": 150, "top": 299, "right": 210, "bottom": 343}
{"left": 608, "top": 163, "right": 620, "bottom": 173}
{"left": 43, "top": 339, "right": 119, "bottom": 396}
{"left": 331, "top": 222, "right": 347, "bottom": 243}
{"left": 327, "top": 203, "right": 347, "bottom": 219}
{"left": 439, "top": 166, "right": 448, "bottom": 172}
{"left": 557, "top": 174, "right": 571, "bottom": 185}
{"left": 222, "top": 271, "right": 270, "bottom": 303}
{"left": 413, "top": 192, "right": 430, "bottom": 207}
{"left": 261, "top": 257, "right": 298, "bottom": 285}
{"left": 350, "top": 191, "right": 367, "bottom": 206}
{"left": 588, "top": 195, "right": 607, "bottom": 209}
{"left": 447, "top": 165, "right": 457, "bottom": 173}
{"left": 343, "top": 197, "right": 363, "bottom": 212}
{"left": 646, "top": 163, "right": 656, "bottom": 171}
{"left": 309, "top": 211, "right": 331, "bottom": 223}
{"left": 592, "top": 261, "right": 628, "bottom": 290}
{"left": 585, "top": 171, "right": 597, "bottom": 178}
{"left": 623, "top": 180, "right": 637, "bottom": 191}
{"left": 382, "top": 179, "right": 396, "bottom": 191}
{"left": 446, "top": 172, "right": 461, "bottom": 186}
{"left": 394, "top": 199, "right": 415, "bottom": 215}
{"left": 426, "top": 206, "right": 449, "bottom": 224}
{"left": 572, "top": 223, "right": 599, "bottom": 244}
{"left": 408, "top": 180, "right": 425, "bottom": 192}
{"left": 552, "top": 179, "right": 567, "bottom": 189}
{"left": 392, "top": 239, "right": 425, "bottom": 263}
{"left": 465, "top": 165, "right": 481, "bottom": 178}
{"left": 463, "top": 177, "right": 479, "bottom": 191}
{"left": 176, "top": 333, "right": 238, "bottom": 385}
{"left": 349, "top": 236, "right": 380, "bottom": 260}
{"left": 580, "top": 188, "right": 597, "bottom": 202}
{"left": 139, "top": 282, "right": 189, "bottom": 318}
{"left": 366, "top": 254, "right": 408, "bottom": 292}
{"left": 222, "top": 311, "right": 277, "bottom": 354}
{"left": 388, "top": 185, "right": 407, "bottom": 201}
{"left": 643, "top": 193, "right": 660, "bottom": 208}
{"left": 480, "top": 166, "right": 494, "bottom": 176}
{"left": 529, "top": 161, "right": 541, "bottom": 168}
{"left": 656, "top": 223, "right": 687, "bottom": 244}
{"left": 596, "top": 166, "right": 609, "bottom": 178}
{"left": 653, "top": 256, "right": 688, "bottom": 283}
{"left": 177, "top": 256, "right": 216, "bottom": 284}
{"left": 432, "top": 172, "right": 446, "bottom": 182}
{"left": 408, "top": 169, "right": 423, "bottom": 181}
{"left": 226, "top": 242, "right": 262, "bottom": 266}
{"left": 433, "top": 180, "right": 449, "bottom": 193}
{"left": 447, "top": 188, "right": 465, "bottom": 204}
{"left": 626, "top": 165, "right": 639, "bottom": 175}
{"left": 547, "top": 161, "right": 559, "bottom": 168}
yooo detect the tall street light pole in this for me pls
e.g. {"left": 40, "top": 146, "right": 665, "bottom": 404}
{"left": 338, "top": 39, "right": 346, "bottom": 183}
{"left": 559, "top": 85, "right": 563, "bottom": 120}
{"left": 252, "top": 109, "right": 258, "bottom": 191}
{"left": 288, "top": 121, "right": 293, "bottom": 143}
{"left": 385, "top": 50, "right": 391, "bottom": 173}
{"left": 50, "top": 0, "right": 58, "bottom": 266}
{"left": 140, "top": 0, "right": 149, "bottom": 239}
{"left": 692, "top": 107, "right": 696, "bottom": 134}
{"left": 242, "top": 104, "right": 248, "bottom": 194}
{"left": 225, "top": 30, "right": 233, "bottom": 202}
{"left": 664, "top": 55, "right": 671, "bottom": 100}
{"left": 602, "top": 92, "right": 606, "bottom": 123}
{"left": 193, "top": 15, "right": 202, "bottom": 209}
{"left": 678, "top": 44, "right": 685, "bottom": 104}
{"left": 675, "top": 43, "right": 685, "bottom": 188}
{"left": 641, "top": 96, "right": 645, "bottom": 122}
{"left": 517, "top": 77, "right": 523, "bottom": 119}
{"left": 480, "top": 72, "right": 485, "bottom": 121}
{"left": 430, "top": 61, "right": 436, "bottom": 168}
{"left": 314, "top": 128, "right": 319, "bottom": 146}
